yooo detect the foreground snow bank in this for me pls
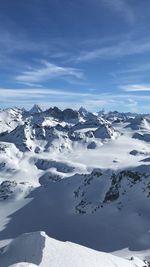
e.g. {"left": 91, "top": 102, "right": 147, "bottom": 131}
{"left": 9, "top": 263, "right": 37, "bottom": 267}
{"left": 0, "top": 231, "right": 146, "bottom": 267}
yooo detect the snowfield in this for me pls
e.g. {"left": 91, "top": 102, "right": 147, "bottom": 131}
{"left": 0, "top": 231, "right": 146, "bottom": 267}
{"left": 0, "top": 106, "right": 150, "bottom": 266}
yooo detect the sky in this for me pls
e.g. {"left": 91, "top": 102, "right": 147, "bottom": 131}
{"left": 1, "top": 0, "right": 150, "bottom": 112}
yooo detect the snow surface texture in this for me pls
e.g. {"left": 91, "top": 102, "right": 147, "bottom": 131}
{"left": 0, "top": 231, "right": 146, "bottom": 267}
{"left": 0, "top": 106, "right": 150, "bottom": 265}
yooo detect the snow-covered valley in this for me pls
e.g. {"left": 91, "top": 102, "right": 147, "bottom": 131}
{"left": 0, "top": 105, "right": 150, "bottom": 266}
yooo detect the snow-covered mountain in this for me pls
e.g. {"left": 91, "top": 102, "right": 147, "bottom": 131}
{"left": 1, "top": 106, "right": 150, "bottom": 266}
{"left": 29, "top": 105, "right": 42, "bottom": 115}
{"left": 0, "top": 108, "right": 24, "bottom": 134}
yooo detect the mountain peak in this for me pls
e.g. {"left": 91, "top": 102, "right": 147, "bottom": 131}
{"left": 29, "top": 104, "right": 42, "bottom": 114}
{"left": 79, "top": 106, "right": 88, "bottom": 114}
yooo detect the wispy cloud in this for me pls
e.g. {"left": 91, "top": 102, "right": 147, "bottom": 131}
{"left": 0, "top": 87, "right": 101, "bottom": 110}
{"left": 117, "top": 62, "right": 150, "bottom": 74}
{"left": 0, "top": 88, "right": 93, "bottom": 99}
{"left": 127, "top": 98, "right": 138, "bottom": 112}
{"left": 121, "top": 84, "right": 150, "bottom": 92}
{"left": 0, "top": 87, "right": 150, "bottom": 113}
{"left": 101, "top": 0, "right": 135, "bottom": 25}
{"left": 77, "top": 38, "right": 150, "bottom": 62}
{"left": 2, "top": 87, "right": 150, "bottom": 100}
{"left": 15, "top": 61, "right": 84, "bottom": 85}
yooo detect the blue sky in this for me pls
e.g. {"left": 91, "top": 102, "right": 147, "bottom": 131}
{"left": 1, "top": 0, "right": 150, "bottom": 112}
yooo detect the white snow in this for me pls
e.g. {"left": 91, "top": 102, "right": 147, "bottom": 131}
{"left": 8, "top": 264, "right": 37, "bottom": 267}
{"left": 0, "top": 231, "right": 145, "bottom": 267}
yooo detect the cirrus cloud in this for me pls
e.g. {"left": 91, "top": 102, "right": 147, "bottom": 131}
{"left": 15, "top": 61, "right": 84, "bottom": 85}
{"left": 121, "top": 84, "right": 150, "bottom": 92}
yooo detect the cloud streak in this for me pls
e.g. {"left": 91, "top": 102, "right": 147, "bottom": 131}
{"left": 1, "top": 87, "right": 150, "bottom": 113}
{"left": 0, "top": 88, "right": 94, "bottom": 99}
{"left": 77, "top": 38, "right": 150, "bottom": 62}
{"left": 15, "top": 61, "right": 84, "bottom": 85}
{"left": 116, "top": 62, "right": 150, "bottom": 74}
{"left": 121, "top": 84, "right": 150, "bottom": 92}
{"left": 101, "top": 0, "right": 135, "bottom": 25}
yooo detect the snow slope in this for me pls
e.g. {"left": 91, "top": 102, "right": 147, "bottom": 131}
{"left": 8, "top": 264, "right": 37, "bottom": 267}
{"left": 0, "top": 108, "right": 23, "bottom": 134}
{"left": 0, "top": 231, "right": 146, "bottom": 267}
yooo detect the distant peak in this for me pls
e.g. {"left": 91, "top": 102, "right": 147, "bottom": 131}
{"left": 29, "top": 104, "right": 42, "bottom": 114}
{"left": 79, "top": 106, "right": 88, "bottom": 114}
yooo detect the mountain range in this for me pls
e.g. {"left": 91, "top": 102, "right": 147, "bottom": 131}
{"left": 0, "top": 105, "right": 150, "bottom": 266}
